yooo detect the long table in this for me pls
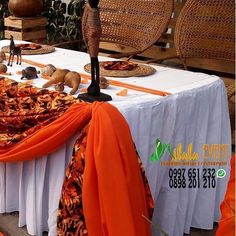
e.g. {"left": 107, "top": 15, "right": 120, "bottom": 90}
{"left": 0, "top": 40, "right": 231, "bottom": 236}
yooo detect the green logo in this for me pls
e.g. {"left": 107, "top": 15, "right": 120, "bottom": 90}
{"left": 150, "top": 139, "right": 173, "bottom": 162}
{"left": 216, "top": 169, "right": 226, "bottom": 178}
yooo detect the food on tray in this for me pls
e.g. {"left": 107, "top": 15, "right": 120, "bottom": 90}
{"left": 101, "top": 61, "right": 138, "bottom": 71}
{"left": 17, "top": 43, "right": 42, "bottom": 50}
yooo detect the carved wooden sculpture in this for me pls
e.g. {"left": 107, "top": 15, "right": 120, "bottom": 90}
{"left": 86, "top": 1, "right": 101, "bottom": 96}
{"left": 42, "top": 69, "right": 81, "bottom": 95}
{"left": 8, "top": 35, "right": 22, "bottom": 66}
{"left": 78, "top": 0, "right": 112, "bottom": 102}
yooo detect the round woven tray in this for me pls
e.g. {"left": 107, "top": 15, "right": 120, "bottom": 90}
{"left": 84, "top": 62, "right": 156, "bottom": 77}
{"left": 1, "top": 44, "right": 55, "bottom": 55}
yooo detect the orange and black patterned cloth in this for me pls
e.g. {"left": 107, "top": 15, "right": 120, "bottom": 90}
{"left": 0, "top": 76, "right": 76, "bottom": 148}
{"left": 57, "top": 126, "right": 89, "bottom": 236}
{"left": 57, "top": 125, "right": 154, "bottom": 236}
{"left": 57, "top": 104, "right": 154, "bottom": 236}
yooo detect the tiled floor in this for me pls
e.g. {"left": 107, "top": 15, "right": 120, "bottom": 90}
{"left": 0, "top": 212, "right": 218, "bottom": 236}
{"left": 184, "top": 224, "right": 218, "bottom": 236}
{"left": 0, "top": 212, "right": 48, "bottom": 236}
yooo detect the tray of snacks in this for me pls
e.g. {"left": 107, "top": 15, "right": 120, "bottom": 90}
{"left": 84, "top": 60, "right": 156, "bottom": 77}
{"left": 1, "top": 43, "right": 55, "bottom": 55}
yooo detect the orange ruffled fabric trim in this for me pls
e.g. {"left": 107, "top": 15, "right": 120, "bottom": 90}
{"left": 216, "top": 154, "right": 235, "bottom": 236}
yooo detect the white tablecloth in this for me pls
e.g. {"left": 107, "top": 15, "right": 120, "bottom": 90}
{"left": 0, "top": 40, "right": 231, "bottom": 236}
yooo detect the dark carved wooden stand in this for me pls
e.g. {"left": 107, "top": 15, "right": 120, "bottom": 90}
{"left": 78, "top": 0, "right": 112, "bottom": 102}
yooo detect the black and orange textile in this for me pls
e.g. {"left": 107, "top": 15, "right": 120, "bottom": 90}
{"left": 0, "top": 76, "right": 76, "bottom": 148}
{"left": 216, "top": 154, "right": 235, "bottom": 236}
{"left": 57, "top": 125, "right": 89, "bottom": 236}
{"left": 0, "top": 77, "right": 92, "bottom": 162}
{"left": 57, "top": 125, "right": 153, "bottom": 236}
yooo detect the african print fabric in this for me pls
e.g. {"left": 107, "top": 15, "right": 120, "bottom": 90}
{"left": 57, "top": 126, "right": 154, "bottom": 236}
{"left": 57, "top": 126, "right": 89, "bottom": 236}
{"left": 0, "top": 76, "right": 76, "bottom": 147}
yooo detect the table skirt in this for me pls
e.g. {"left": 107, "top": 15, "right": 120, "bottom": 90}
{"left": 0, "top": 78, "right": 231, "bottom": 236}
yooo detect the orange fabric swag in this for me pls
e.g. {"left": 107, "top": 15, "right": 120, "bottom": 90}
{"left": 0, "top": 103, "right": 92, "bottom": 162}
{"left": 83, "top": 102, "right": 151, "bottom": 236}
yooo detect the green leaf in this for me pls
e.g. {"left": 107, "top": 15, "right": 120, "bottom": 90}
{"left": 155, "top": 139, "right": 166, "bottom": 160}
{"left": 150, "top": 139, "right": 166, "bottom": 162}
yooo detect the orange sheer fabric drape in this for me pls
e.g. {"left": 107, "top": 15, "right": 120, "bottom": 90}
{"left": 83, "top": 102, "right": 151, "bottom": 236}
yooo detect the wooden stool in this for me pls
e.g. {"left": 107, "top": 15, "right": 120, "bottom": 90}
{"left": 4, "top": 16, "right": 47, "bottom": 43}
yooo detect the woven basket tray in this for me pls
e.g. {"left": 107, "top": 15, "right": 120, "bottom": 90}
{"left": 84, "top": 62, "right": 156, "bottom": 77}
{"left": 1, "top": 44, "right": 55, "bottom": 55}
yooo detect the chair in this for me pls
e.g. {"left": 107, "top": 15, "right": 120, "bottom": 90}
{"left": 174, "top": 0, "right": 235, "bottom": 144}
{"left": 82, "top": 0, "right": 174, "bottom": 59}
{"left": 226, "top": 82, "right": 235, "bottom": 146}
{"left": 174, "top": 0, "right": 235, "bottom": 70}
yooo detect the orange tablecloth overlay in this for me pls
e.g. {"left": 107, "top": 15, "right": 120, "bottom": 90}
{"left": 216, "top": 154, "right": 235, "bottom": 236}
